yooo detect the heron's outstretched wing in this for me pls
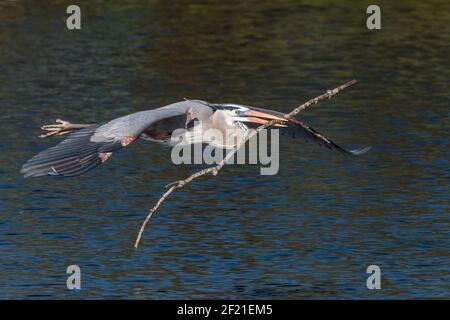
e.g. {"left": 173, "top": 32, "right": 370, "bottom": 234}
{"left": 280, "top": 118, "right": 371, "bottom": 155}
{"left": 21, "top": 101, "right": 213, "bottom": 178}
{"left": 21, "top": 124, "right": 121, "bottom": 177}
{"left": 249, "top": 106, "right": 370, "bottom": 156}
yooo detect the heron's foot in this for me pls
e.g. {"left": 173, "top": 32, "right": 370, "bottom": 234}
{"left": 39, "top": 119, "right": 75, "bottom": 138}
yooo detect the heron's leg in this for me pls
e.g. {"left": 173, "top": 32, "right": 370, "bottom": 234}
{"left": 39, "top": 119, "right": 95, "bottom": 138}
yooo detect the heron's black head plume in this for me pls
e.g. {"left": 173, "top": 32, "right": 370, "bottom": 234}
{"left": 182, "top": 99, "right": 251, "bottom": 112}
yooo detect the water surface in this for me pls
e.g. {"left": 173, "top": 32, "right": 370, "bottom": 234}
{"left": 0, "top": 0, "right": 448, "bottom": 299}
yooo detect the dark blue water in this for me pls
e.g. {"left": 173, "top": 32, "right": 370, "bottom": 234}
{"left": 0, "top": 1, "right": 448, "bottom": 299}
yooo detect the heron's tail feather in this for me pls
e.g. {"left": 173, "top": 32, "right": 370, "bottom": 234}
{"left": 21, "top": 125, "right": 118, "bottom": 178}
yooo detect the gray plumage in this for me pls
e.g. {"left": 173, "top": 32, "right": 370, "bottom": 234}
{"left": 91, "top": 101, "right": 213, "bottom": 143}
{"left": 21, "top": 100, "right": 370, "bottom": 178}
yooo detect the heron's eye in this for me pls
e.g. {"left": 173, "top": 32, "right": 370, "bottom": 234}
{"left": 234, "top": 110, "right": 239, "bottom": 115}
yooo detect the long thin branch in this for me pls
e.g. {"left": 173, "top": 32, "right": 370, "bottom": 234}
{"left": 134, "top": 79, "right": 357, "bottom": 248}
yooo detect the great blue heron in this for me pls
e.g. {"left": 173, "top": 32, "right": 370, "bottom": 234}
{"left": 20, "top": 100, "right": 370, "bottom": 178}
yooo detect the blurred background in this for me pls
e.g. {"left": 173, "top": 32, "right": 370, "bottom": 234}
{"left": 0, "top": 0, "right": 448, "bottom": 299}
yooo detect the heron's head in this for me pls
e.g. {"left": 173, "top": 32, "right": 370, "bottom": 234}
{"left": 211, "top": 103, "right": 286, "bottom": 127}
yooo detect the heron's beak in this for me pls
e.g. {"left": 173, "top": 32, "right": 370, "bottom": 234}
{"left": 237, "top": 110, "right": 287, "bottom": 127}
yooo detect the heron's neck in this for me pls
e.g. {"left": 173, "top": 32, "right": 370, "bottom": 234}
{"left": 235, "top": 121, "right": 250, "bottom": 144}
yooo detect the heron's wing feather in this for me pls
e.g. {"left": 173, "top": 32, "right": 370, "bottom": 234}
{"left": 92, "top": 101, "right": 212, "bottom": 141}
{"left": 20, "top": 110, "right": 177, "bottom": 178}
{"left": 20, "top": 124, "right": 123, "bottom": 178}
{"left": 21, "top": 101, "right": 214, "bottom": 178}
{"left": 279, "top": 118, "right": 371, "bottom": 155}
{"left": 248, "top": 106, "right": 370, "bottom": 155}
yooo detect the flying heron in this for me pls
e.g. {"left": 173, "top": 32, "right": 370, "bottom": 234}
{"left": 20, "top": 100, "right": 370, "bottom": 178}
